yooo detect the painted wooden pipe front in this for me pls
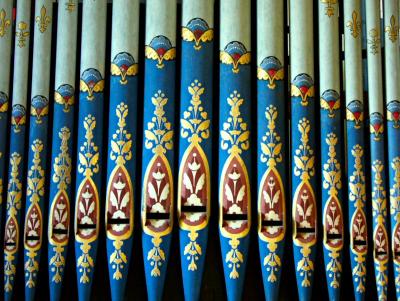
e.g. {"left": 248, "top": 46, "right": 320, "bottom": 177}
{"left": 3, "top": 1, "right": 31, "bottom": 299}
{"left": 219, "top": 1, "right": 251, "bottom": 300}
{"left": 105, "top": 1, "right": 139, "bottom": 300}
{"left": 256, "top": 1, "right": 286, "bottom": 300}
{"left": 48, "top": 1, "right": 78, "bottom": 300}
{"left": 178, "top": 1, "right": 214, "bottom": 301}
{"left": 140, "top": 1, "right": 176, "bottom": 300}
{"left": 344, "top": 1, "right": 368, "bottom": 300}
{"left": 73, "top": 1, "right": 107, "bottom": 300}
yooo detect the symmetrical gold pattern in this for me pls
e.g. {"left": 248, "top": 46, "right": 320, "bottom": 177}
{"left": 368, "top": 28, "right": 380, "bottom": 55}
{"left": 293, "top": 118, "right": 316, "bottom": 287}
{"left": 184, "top": 231, "right": 202, "bottom": 271}
{"left": 35, "top": 5, "right": 51, "bottom": 33}
{"left": 391, "top": 157, "right": 400, "bottom": 294}
{"left": 108, "top": 103, "right": 133, "bottom": 280}
{"left": 225, "top": 238, "right": 243, "bottom": 279}
{"left": 66, "top": 0, "right": 76, "bottom": 12}
{"left": 0, "top": 8, "right": 11, "bottom": 37}
{"left": 49, "top": 127, "right": 72, "bottom": 283}
{"left": 347, "top": 10, "right": 361, "bottom": 38}
{"left": 26, "top": 140, "right": 45, "bottom": 205}
{"left": 16, "top": 21, "right": 29, "bottom": 48}
{"left": 181, "top": 26, "right": 213, "bottom": 50}
{"left": 321, "top": 0, "right": 336, "bottom": 17}
{"left": 385, "top": 15, "right": 398, "bottom": 43}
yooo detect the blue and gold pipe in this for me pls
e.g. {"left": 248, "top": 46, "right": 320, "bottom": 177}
{"left": 73, "top": 1, "right": 107, "bottom": 300}
{"left": 23, "top": 1, "right": 53, "bottom": 299}
{"left": 256, "top": 1, "right": 286, "bottom": 300}
{"left": 3, "top": 1, "right": 31, "bottom": 299}
{"left": 178, "top": 1, "right": 214, "bottom": 301}
{"left": 365, "top": 0, "right": 389, "bottom": 300}
{"left": 105, "top": 1, "right": 139, "bottom": 300}
{"left": 140, "top": 1, "right": 176, "bottom": 300}
{"left": 344, "top": 1, "right": 368, "bottom": 300}
{"left": 218, "top": 1, "right": 251, "bottom": 300}
{"left": 384, "top": 0, "right": 400, "bottom": 299}
{"left": 0, "top": 0, "right": 12, "bottom": 230}
{"left": 48, "top": 1, "right": 78, "bottom": 300}
{"left": 319, "top": 1, "right": 344, "bottom": 300}
{"left": 290, "top": 1, "right": 317, "bottom": 300}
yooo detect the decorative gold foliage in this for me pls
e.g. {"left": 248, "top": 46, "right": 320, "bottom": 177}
{"left": 225, "top": 238, "right": 243, "bottom": 279}
{"left": 27, "top": 140, "right": 45, "bottom": 204}
{"left": 110, "top": 103, "right": 133, "bottom": 165}
{"left": 323, "top": 134, "right": 342, "bottom": 197}
{"left": 78, "top": 115, "right": 99, "bottom": 177}
{"left": 184, "top": 231, "right": 202, "bottom": 271}
{"left": 390, "top": 157, "right": 400, "bottom": 221}
{"left": 65, "top": 0, "right": 75, "bottom": 12}
{"left": 260, "top": 105, "right": 282, "bottom": 169}
{"left": 25, "top": 250, "right": 39, "bottom": 288}
{"left": 53, "top": 127, "right": 72, "bottom": 191}
{"left": 220, "top": 91, "right": 250, "bottom": 155}
{"left": 368, "top": 28, "right": 380, "bottom": 55}
{"left": 77, "top": 242, "right": 94, "bottom": 283}
{"left": 297, "top": 246, "right": 314, "bottom": 287}
{"left": 294, "top": 118, "right": 315, "bottom": 182}
{"left": 182, "top": 26, "right": 213, "bottom": 50}
{"left": 0, "top": 8, "right": 11, "bottom": 37}
{"left": 263, "top": 242, "right": 281, "bottom": 282}
{"left": 385, "top": 15, "right": 398, "bottom": 43}
{"left": 347, "top": 10, "right": 361, "bottom": 38}
{"left": 49, "top": 245, "right": 66, "bottom": 283}
{"left": 35, "top": 5, "right": 51, "bottom": 33}
{"left": 145, "top": 91, "right": 174, "bottom": 155}
{"left": 16, "top": 21, "right": 29, "bottom": 48}
{"left": 109, "top": 240, "right": 128, "bottom": 280}
{"left": 147, "top": 236, "right": 165, "bottom": 277}
{"left": 321, "top": 0, "right": 336, "bottom": 17}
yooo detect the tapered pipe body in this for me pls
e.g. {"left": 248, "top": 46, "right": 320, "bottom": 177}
{"left": 256, "top": 1, "right": 286, "bottom": 300}
{"left": 48, "top": 1, "right": 78, "bottom": 300}
{"left": 344, "top": 1, "right": 368, "bottom": 300}
{"left": 178, "top": 1, "right": 214, "bottom": 301}
{"left": 73, "top": 1, "right": 107, "bottom": 300}
{"left": 3, "top": 1, "right": 31, "bottom": 299}
{"left": 218, "top": 1, "right": 251, "bottom": 301}
{"left": 140, "top": 1, "right": 176, "bottom": 300}
{"left": 105, "top": 1, "right": 139, "bottom": 300}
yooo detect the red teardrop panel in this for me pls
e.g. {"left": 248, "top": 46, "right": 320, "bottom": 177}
{"left": 259, "top": 168, "right": 284, "bottom": 240}
{"left": 179, "top": 146, "right": 208, "bottom": 227}
{"left": 221, "top": 156, "right": 249, "bottom": 235}
{"left": 24, "top": 203, "right": 42, "bottom": 249}
{"left": 393, "top": 222, "right": 400, "bottom": 262}
{"left": 50, "top": 190, "right": 70, "bottom": 244}
{"left": 4, "top": 216, "right": 18, "bottom": 253}
{"left": 374, "top": 224, "right": 389, "bottom": 262}
{"left": 324, "top": 196, "right": 344, "bottom": 249}
{"left": 351, "top": 208, "right": 368, "bottom": 254}
{"left": 106, "top": 166, "right": 132, "bottom": 237}
{"left": 76, "top": 178, "right": 98, "bottom": 241}
{"left": 293, "top": 181, "right": 316, "bottom": 244}
{"left": 144, "top": 155, "right": 172, "bottom": 233}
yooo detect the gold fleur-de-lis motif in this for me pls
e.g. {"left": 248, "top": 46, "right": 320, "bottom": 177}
{"left": 35, "top": 6, "right": 51, "bottom": 33}
{"left": 385, "top": 15, "right": 398, "bottom": 43}
{"left": 66, "top": 0, "right": 76, "bottom": 12}
{"left": 16, "top": 22, "right": 29, "bottom": 48}
{"left": 0, "top": 8, "right": 11, "bottom": 37}
{"left": 368, "top": 28, "right": 380, "bottom": 55}
{"left": 321, "top": 0, "right": 336, "bottom": 17}
{"left": 346, "top": 10, "right": 361, "bottom": 38}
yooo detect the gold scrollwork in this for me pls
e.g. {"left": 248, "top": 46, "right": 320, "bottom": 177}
{"left": 145, "top": 91, "right": 174, "bottom": 154}
{"left": 35, "top": 5, "right": 51, "bottom": 33}
{"left": 0, "top": 8, "right": 11, "bottom": 37}
{"left": 321, "top": 0, "right": 336, "bottom": 17}
{"left": 368, "top": 28, "right": 380, "bottom": 55}
{"left": 16, "top": 21, "right": 29, "bottom": 48}
{"left": 347, "top": 10, "right": 361, "bottom": 38}
{"left": 385, "top": 15, "right": 398, "bottom": 43}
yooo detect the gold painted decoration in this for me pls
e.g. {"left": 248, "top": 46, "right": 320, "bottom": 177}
{"left": 391, "top": 158, "right": 400, "bottom": 264}
{"left": 6, "top": 153, "right": 23, "bottom": 215}
{"left": 106, "top": 103, "right": 134, "bottom": 280}
{"left": 258, "top": 105, "right": 285, "bottom": 283}
{"left": 368, "top": 28, "right": 380, "bottom": 55}
{"left": 145, "top": 36, "right": 176, "bottom": 69}
{"left": 321, "top": 0, "right": 336, "bottom": 17}
{"left": 387, "top": 100, "right": 400, "bottom": 129}
{"left": 35, "top": 5, "right": 51, "bottom": 33}
{"left": 347, "top": 10, "right": 361, "bottom": 38}
{"left": 320, "top": 90, "right": 340, "bottom": 118}
{"left": 80, "top": 68, "right": 105, "bottom": 101}
{"left": 370, "top": 113, "right": 384, "bottom": 141}
{"left": 75, "top": 115, "right": 100, "bottom": 284}
{"left": 346, "top": 100, "right": 364, "bottom": 129}
{"left": 322, "top": 134, "right": 343, "bottom": 288}
{"left": 110, "top": 52, "right": 138, "bottom": 85}
{"left": 257, "top": 57, "right": 284, "bottom": 90}
{"left": 0, "top": 8, "right": 11, "bottom": 37}
{"left": 219, "top": 90, "right": 250, "bottom": 279}
{"left": 0, "top": 91, "right": 8, "bottom": 114}
{"left": 49, "top": 127, "right": 72, "bottom": 283}
{"left": 16, "top": 21, "right": 29, "bottom": 48}
{"left": 178, "top": 80, "right": 210, "bottom": 271}
{"left": 292, "top": 118, "right": 317, "bottom": 288}
{"left": 182, "top": 18, "right": 214, "bottom": 50}
{"left": 31, "top": 95, "right": 49, "bottom": 124}
{"left": 66, "top": 0, "right": 76, "bottom": 12}
{"left": 291, "top": 74, "right": 315, "bottom": 107}
{"left": 220, "top": 41, "right": 251, "bottom": 74}
{"left": 54, "top": 84, "right": 75, "bottom": 113}
{"left": 385, "top": 15, "right": 398, "bottom": 43}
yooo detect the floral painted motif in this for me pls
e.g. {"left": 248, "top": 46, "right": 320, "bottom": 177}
{"left": 111, "top": 52, "right": 138, "bottom": 85}
{"left": 54, "top": 84, "right": 75, "bottom": 113}
{"left": 31, "top": 95, "right": 49, "bottom": 124}
{"left": 321, "top": 0, "right": 337, "bottom": 17}
{"left": 16, "top": 21, "right": 29, "bottom": 48}
{"left": 291, "top": 74, "right": 315, "bottom": 106}
{"left": 182, "top": 18, "right": 213, "bottom": 50}
{"left": 35, "top": 5, "right": 51, "bottom": 33}
{"left": 368, "top": 28, "right": 380, "bottom": 55}
{"left": 346, "top": 100, "right": 364, "bottom": 129}
{"left": 106, "top": 103, "right": 134, "bottom": 280}
{"left": 0, "top": 8, "right": 11, "bottom": 37}
{"left": 145, "top": 36, "right": 176, "bottom": 69}
{"left": 80, "top": 68, "right": 104, "bottom": 101}
{"left": 293, "top": 118, "right": 316, "bottom": 287}
{"left": 320, "top": 90, "right": 340, "bottom": 118}
{"left": 387, "top": 100, "right": 400, "bottom": 129}
{"left": 220, "top": 41, "right": 251, "bottom": 73}
{"left": 385, "top": 15, "right": 398, "bottom": 43}
{"left": 370, "top": 112, "right": 384, "bottom": 141}
{"left": 11, "top": 104, "right": 26, "bottom": 133}
{"left": 179, "top": 80, "right": 210, "bottom": 271}
{"left": 347, "top": 10, "right": 361, "bottom": 38}
{"left": 257, "top": 57, "right": 284, "bottom": 90}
